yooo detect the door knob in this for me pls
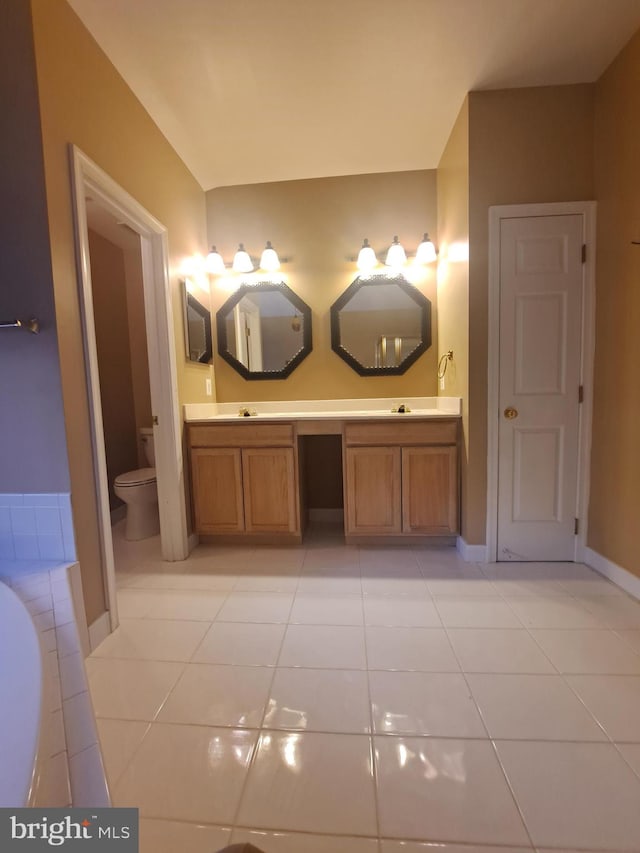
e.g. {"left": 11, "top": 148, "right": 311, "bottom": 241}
{"left": 504, "top": 406, "right": 518, "bottom": 420}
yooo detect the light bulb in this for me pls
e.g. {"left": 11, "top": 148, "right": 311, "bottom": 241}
{"left": 415, "top": 233, "right": 437, "bottom": 264}
{"left": 357, "top": 238, "right": 377, "bottom": 271}
{"left": 385, "top": 235, "right": 407, "bottom": 267}
{"left": 232, "top": 243, "right": 253, "bottom": 273}
{"left": 260, "top": 241, "right": 280, "bottom": 272}
{"left": 205, "top": 245, "right": 226, "bottom": 274}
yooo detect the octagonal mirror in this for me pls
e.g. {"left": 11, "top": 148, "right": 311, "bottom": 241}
{"left": 330, "top": 273, "right": 431, "bottom": 375}
{"left": 216, "top": 281, "right": 312, "bottom": 380}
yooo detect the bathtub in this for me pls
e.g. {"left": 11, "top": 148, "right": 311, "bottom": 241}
{"left": 0, "top": 561, "right": 110, "bottom": 808}
{"left": 0, "top": 580, "right": 47, "bottom": 806}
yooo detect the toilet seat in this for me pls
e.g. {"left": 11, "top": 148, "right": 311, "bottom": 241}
{"left": 114, "top": 467, "right": 156, "bottom": 488}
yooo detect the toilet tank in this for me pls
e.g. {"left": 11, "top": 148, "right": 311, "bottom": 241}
{"left": 140, "top": 427, "right": 155, "bottom": 467}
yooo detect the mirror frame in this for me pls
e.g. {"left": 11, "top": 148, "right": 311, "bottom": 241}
{"left": 330, "top": 273, "right": 432, "bottom": 376}
{"left": 216, "top": 280, "right": 313, "bottom": 380}
{"left": 182, "top": 281, "right": 213, "bottom": 364}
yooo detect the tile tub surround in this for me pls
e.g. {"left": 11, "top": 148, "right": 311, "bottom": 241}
{"left": 184, "top": 395, "right": 462, "bottom": 422}
{"left": 0, "top": 560, "right": 109, "bottom": 809}
{"left": 91, "top": 525, "right": 640, "bottom": 853}
{"left": 0, "top": 493, "right": 76, "bottom": 561}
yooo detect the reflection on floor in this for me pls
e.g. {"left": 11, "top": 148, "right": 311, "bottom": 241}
{"left": 87, "top": 521, "right": 640, "bottom": 853}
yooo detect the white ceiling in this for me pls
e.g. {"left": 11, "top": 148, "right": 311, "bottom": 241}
{"left": 68, "top": 0, "right": 640, "bottom": 190}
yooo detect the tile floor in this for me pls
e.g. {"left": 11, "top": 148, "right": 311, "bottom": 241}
{"left": 86, "top": 522, "right": 640, "bottom": 853}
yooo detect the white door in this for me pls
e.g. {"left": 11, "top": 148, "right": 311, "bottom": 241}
{"left": 497, "top": 214, "right": 584, "bottom": 561}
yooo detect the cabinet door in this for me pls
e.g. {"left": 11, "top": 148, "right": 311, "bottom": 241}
{"left": 402, "top": 446, "right": 458, "bottom": 534}
{"left": 190, "top": 448, "right": 244, "bottom": 533}
{"left": 242, "top": 447, "right": 298, "bottom": 533}
{"left": 345, "top": 446, "right": 401, "bottom": 534}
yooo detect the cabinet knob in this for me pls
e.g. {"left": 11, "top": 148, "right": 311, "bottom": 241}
{"left": 504, "top": 406, "right": 518, "bottom": 420}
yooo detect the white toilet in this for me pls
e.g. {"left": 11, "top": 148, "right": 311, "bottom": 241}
{"left": 114, "top": 427, "right": 160, "bottom": 541}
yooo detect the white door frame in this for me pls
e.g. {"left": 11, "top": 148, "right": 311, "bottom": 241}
{"left": 70, "top": 146, "right": 189, "bottom": 633}
{"left": 487, "top": 201, "right": 596, "bottom": 563}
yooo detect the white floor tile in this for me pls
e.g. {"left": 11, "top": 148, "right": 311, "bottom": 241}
{"left": 96, "top": 718, "right": 150, "bottom": 788}
{"left": 263, "top": 668, "right": 371, "bottom": 733}
{"left": 375, "top": 736, "right": 529, "bottom": 845}
{"left": 617, "top": 628, "right": 640, "bottom": 654}
{"left": 139, "top": 819, "right": 231, "bottom": 853}
{"left": 114, "top": 723, "right": 257, "bottom": 823}
{"left": 369, "top": 671, "right": 486, "bottom": 737}
{"left": 289, "top": 593, "right": 364, "bottom": 625}
{"left": 566, "top": 675, "right": 640, "bottom": 741}
{"left": 617, "top": 742, "right": 640, "bottom": 777}
{"left": 435, "top": 597, "right": 521, "bottom": 628}
{"left": 87, "top": 658, "right": 184, "bottom": 720}
{"left": 363, "top": 596, "right": 441, "bottom": 627}
{"left": 504, "top": 595, "right": 602, "bottom": 629}
{"left": 366, "top": 627, "right": 460, "bottom": 672}
{"left": 576, "top": 594, "right": 640, "bottom": 628}
{"left": 381, "top": 844, "right": 532, "bottom": 853}
{"left": 279, "top": 625, "right": 367, "bottom": 669}
{"left": 297, "top": 575, "right": 362, "bottom": 595}
{"left": 530, "top": 629, "right": 640, "bottom": 674}
{"left": 115, "top": 589, "right": 158, "bottom": 618}
{"left": 193, "top": 622, "right": 286, "bottom": 666}
{"left": 467, "top": 674, "right": 605, "bottom": 741}
{"left": 143, "top": 589, "right": 228, "bottom": 621}
{"left": 232, "top": 828, "right": 378, "bottom": 852}
{"left": 92, "top": 618, "right": 209, "bottom": 662}
{"left": 215, "top": 591, "right": 294, "bottom": 623}
{"left": 447, "top": 629, "right": 556, "bottom": 673}
{"left": 361, "top": 575, "right": 430, "bottom": 597}
{"left": 236, "top": 731, "right": 377, "bottom": 836}
{"left": 496, "top": 740, "right": 640, "bottom": 850}
{"left": 359, "top": 547, "right": 420, "bottom": 571}
{"left": 157, "top": 663, "right": 273, "bottom": 727}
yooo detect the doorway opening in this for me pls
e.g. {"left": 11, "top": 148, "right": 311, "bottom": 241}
{"left": 70, "top": 146, "right": 189, "bottom": 641}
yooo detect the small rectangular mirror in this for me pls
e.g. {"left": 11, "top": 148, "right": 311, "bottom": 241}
{"left": 182, "top": 279, "right": 213, "bottom": 364}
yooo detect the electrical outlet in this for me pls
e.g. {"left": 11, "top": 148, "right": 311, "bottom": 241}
{"left": 205, "top": 377, "right": 212, "bottom": 396}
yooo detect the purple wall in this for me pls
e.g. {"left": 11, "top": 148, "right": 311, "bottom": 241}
{"left": 0, "top": 0, "right": 70, "bottom": 492}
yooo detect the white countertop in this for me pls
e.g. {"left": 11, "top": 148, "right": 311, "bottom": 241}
{"left": 184, "top": 396, "right": 461, "bottom": 422}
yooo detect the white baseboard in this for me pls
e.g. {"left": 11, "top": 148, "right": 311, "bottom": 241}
{"left": 309, "top": 508, "right": 344, "bottom": 523}
{"left": 88, "top": 611, "right": 112, "bottom": 652}
{"left": 457, "top": 537, "right": 489, "bottom": 563}
{"left": 187, "top": 532, "right": 199, "bottom": 554}
{"left": 582, "top": 546, "right": 640, "bottom": 601}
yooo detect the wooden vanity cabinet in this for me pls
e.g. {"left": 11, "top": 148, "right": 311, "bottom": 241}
{"left": 344, "top": 419, "right": 459, "bottom": 540}
{"left": 187, "top": 423, "right": 301, "bottom": 540}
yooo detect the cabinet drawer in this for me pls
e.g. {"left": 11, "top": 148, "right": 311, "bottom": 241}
{"left": 188, "top": 422, "right": 294, "bottom": 447}
{"left": 345, "top": 419, "right": 458, "bottom": 447}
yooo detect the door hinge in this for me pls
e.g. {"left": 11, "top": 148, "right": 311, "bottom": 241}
{"left": 578, "top": 385, "right": 584, "bottom": 403}
{"left": 581, "top": 244, "right": 587, "bottom": 263}
{"left": 574, "top": 517, "right": 579, "bottom": 535}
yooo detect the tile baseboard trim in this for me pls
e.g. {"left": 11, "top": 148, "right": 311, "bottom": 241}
{"left": 583, "top": 545, "right": 640, "bottom": 601}
{"left": 88, "top": 611, "right": 111, "bottom": 653}
{"left": 456, "top": 536, "right": 489, "bottom": 562}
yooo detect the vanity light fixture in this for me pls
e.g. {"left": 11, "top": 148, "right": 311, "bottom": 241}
{"left": 232, "top": 243, "right": 254, "bottom": 273}
{"left": 415, "top": 233, "right": 437, "bottom": 264}
{"left": 205, "top": 245, "right": 226, "bottom": 274}
{"left": 357, "top": 238, "right": 378, "bottom": 271}
{"left": 259, "top": 241, "right": 281, "bottom": 272}
{"left": 385, "top": 235, "right": 407, "bottom": 268}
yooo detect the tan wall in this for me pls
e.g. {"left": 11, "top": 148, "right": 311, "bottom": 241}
{"left": 30, "top": 0, "right": 209, "bottom": 623}
{"left": 123, "top": 244, "right": 153, "bottom": 464}
{"left": 590, "top": 30, "right": 640, "bottom": 577}
{"left": 436, "top": 98, "right": 471, "bottom": 538}
{"left": 88, "top": 229, "right": 138, "bottom": 509}
{"left": 466, "top": 84, "right": 595, "bottom": 544}
{"left": 206, "top": 171, "right": 438, "bottom": 402}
